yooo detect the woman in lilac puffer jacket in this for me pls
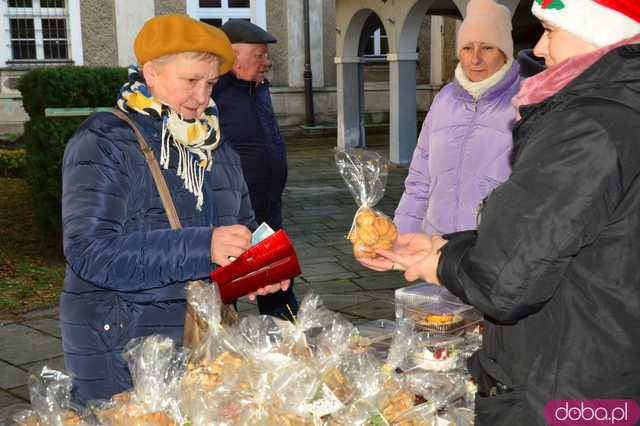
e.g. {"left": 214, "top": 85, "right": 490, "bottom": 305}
{"left": 394, "top": 0, "right": 523, "bottom": 235}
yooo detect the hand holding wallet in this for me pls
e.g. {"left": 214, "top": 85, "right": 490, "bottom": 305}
{"left": 210, "top": 230, "right": 302, "bottom": 303}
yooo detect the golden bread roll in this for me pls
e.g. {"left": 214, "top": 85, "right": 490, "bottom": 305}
{"left": 374, "top": 216, "right": 391, "bottom": 235}
{"left": 372, "top": 238, "right": 392, "bottom": 250}
{"left": 358, "top": 226, "right": 379, "bottom": 245}
{"left": 355, "top": 208, "right": 376, "bottom": 226}
{"left": 386, "top": 222, "right": 398, "bottom": 241}
{"left": 351, "top": 209, "right": 397, "bottom": 257}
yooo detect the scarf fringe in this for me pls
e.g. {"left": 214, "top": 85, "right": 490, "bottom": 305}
{"left": 160, "top": 119, "right": 207, "bottom": 210}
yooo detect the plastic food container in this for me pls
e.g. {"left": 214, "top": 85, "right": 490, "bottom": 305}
{"left": 404, "top": 301, "right": 482, "bottom": 336}
{"left": 355, "top": 319, "right": 396, "bottom": 343}
{"left": 394, "top": 283, "right": 462, "bottom": 320}
{"left": 406, "top": 334, "right": 465, "bottom": 372}
{"left": 351, "top": 319, "right": 396, "bottom": 360}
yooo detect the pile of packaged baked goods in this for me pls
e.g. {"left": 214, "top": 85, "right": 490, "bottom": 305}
{"left": 8, "top": 282, "right": 481, "bottom": 426}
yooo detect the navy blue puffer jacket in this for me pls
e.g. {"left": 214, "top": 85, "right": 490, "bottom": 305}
{"left": 60, "top": 111, "right": 255, "bottom": 404}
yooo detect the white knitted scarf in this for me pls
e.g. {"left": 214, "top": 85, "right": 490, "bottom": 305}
{"left": 455, "top": 58, "right": 513, "bottom": 100}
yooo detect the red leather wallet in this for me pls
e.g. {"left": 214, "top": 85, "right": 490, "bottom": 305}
{"left": 210, "top": 230, "right": 302, "bottom": 303}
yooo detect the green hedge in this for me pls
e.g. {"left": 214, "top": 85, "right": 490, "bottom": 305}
{"left": 19, "top": 66, "right": 127, "bottom": 236}
{"left": 0, "top": 148, "right": 26, "bottom": 177}
{"left": 23, "top": 117, "right": 86, "bottom": 236}
{"left": 18, "top": 66, "right": 127, "bottom": 118}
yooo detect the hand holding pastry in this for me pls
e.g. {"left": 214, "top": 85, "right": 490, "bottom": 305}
{"left": 357, "top": 231, "right": 437, "bottom": 272}
{"left": 371, "top": 234, "right": 447, "bottom": 284}
{"left": 350, "top": 208, "right": 397, "bottom": 259}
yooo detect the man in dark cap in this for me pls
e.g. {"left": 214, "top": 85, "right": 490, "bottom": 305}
{"left": 213, "top": 19, "right": 298, "bottom": 320}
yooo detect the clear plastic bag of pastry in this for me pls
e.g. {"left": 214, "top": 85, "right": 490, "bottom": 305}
{"left": 178, "top": 347, "right": 253, "bottom": 424}
{"left": 328, "top": 365, "right": 415, "bottom": 426}
{"left": 329, "top": 399, "right": 389, "bottom": 426}
{"left": 400, "top": 370, "right": 467, "bottom": 407}
{"left": 404, "top": 300, "right": 482, "bottom": 336}
{"left": 180, "top": 337, "right": 319, "bottom": 424}
{"left": 93, "top": 335, "right": 186, "bottom": 426}
{"left": 281, "top": 292, "right": 353, "bottom": 361}
{"left": 390, "top": 373, "right": 470, "bottom": 425}
{"left": 310, "top": 348, "right": 386, "bottom": 418}
{"left": 10, "top": 367, "right": 85, "bottom": 426}
{"left": 186, "top": 279, "right": 223, "bottom": 331}
{"left": 386, "top": 401, "right": 437, "bottom": 426}
{"left": 238, "top": 314, "right": 293, "bottom": 356}
{"left": 374, "top": 370, "right": 420, "bottom": 425}
{"left": 316, "top": 355, "right": 359, "bottom": 409}
{"left": 187, "top": 350, "right": 318, "bottom": 425}
{"left": 186, "top": 281, "right": 249, "bottom": 364}
{"left": 93, "top": 397, "right": 178, "bottom": 426}
{"left": 384, "top": 317, "right": 417, "bottom": 373}
{"left": 314, "top": 309, "right": 357, "bottom": 364}
{"left": 183, "top": 315, "right": 249, "bottom": 398}
{"left": 178, "top": 378, "right": 252, "bottom": 425}
{"left": 239, "top": 405, "right": 316, "bottom": 426}
{"left": 123, "top": 335, "right": 187, "bottom": 420}
{"left": 243, "top": 353, "right": 320, "bottom": 424}
{"left": 335, "top": 148, "right": 398, "bottom": 258}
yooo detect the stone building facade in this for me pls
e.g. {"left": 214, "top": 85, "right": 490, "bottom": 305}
{"left": 0, "top": 0, "right": 538, "bottom": 137}
{"left": 0, "top": 0, "right": 446, "bottom": 134}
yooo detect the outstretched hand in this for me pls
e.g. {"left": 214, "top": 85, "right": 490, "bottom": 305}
{"left": 357, "top": 233, "right": 434, "bottom": 271}
{"left": 356, "top": 233, "right": 447, "bottom": 284}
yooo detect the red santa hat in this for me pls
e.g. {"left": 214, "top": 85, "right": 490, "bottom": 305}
{"left": 532, "top": 0, "right": 640, "bottom": 47}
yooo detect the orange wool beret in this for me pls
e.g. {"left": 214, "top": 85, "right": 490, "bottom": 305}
{"left": 134, "top": 15, "right": 235, "bottom": 74}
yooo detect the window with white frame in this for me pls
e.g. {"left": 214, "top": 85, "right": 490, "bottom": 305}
{"left": 1, "top": 0, "right": 81, "bottom": 64}
{"left": 186, "top": 0, "right": 266, "bottom": 29}
{"left": 364, "top": 27, "right": 388, "bottom": 57}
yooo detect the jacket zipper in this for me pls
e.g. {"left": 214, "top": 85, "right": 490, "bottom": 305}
{"left": 455, "top": 99, "right": 479, "bottom": 229}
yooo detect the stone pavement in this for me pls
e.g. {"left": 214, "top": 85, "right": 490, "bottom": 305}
{"left": 0, "top": 133, "right": 409, "bottom": 417}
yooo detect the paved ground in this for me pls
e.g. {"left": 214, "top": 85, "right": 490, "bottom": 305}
{"left": 0, "top": 133, "right": 410, "bottom": 417}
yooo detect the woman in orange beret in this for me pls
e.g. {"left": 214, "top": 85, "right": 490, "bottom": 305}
{"left": 59, "top": 15, "right": 288, "bottom": 403}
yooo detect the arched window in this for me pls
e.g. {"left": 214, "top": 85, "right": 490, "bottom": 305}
{"left": 363, "top": 26, "right": 388, "bottom": 57}
{"left": 186, "top": 0, "right": 266, "bottom": 29}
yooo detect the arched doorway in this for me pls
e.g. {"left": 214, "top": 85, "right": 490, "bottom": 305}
{"left": 335, "top": 0, "right": 520, "bottom": 165}
{"left": 335, "top": 0, "right": 468, "bottom": 165}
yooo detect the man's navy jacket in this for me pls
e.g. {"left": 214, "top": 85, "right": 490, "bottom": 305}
{"left": 213, "top": 72, "right": 298, "bottom": 319}
{"left": 213, "top": 72, "right": 287, "bottom": 230}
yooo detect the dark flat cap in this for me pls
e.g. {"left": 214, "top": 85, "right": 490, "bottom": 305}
{"left": 222, "top": 19, "right": 277, "bottom": 44}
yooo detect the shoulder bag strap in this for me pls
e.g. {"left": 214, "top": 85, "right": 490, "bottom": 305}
{"left": 111, "top": 108, "right": 182, "bottom": 230}
{"left": 110, "top": 109, "right": 238, "bottom": 335}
